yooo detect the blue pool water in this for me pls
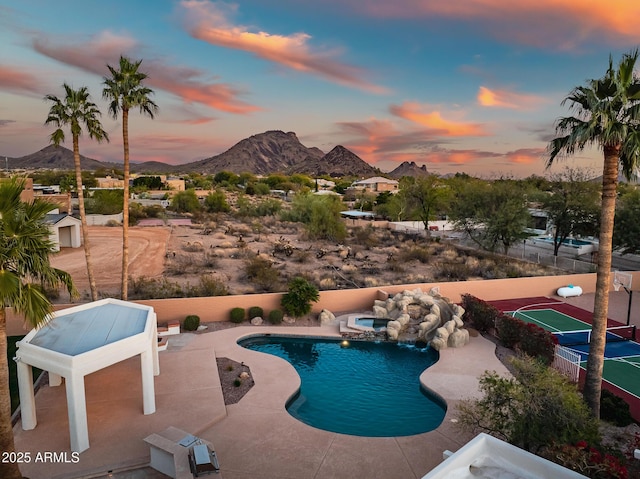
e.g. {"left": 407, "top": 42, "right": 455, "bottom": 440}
{"left": 354, "top": 317, "right": 389, "bottom": 330}
{"left": 537, "top": 237, "right": 593, "bottom": 246}
{"left": 239, "top": 336, "right": 446, "bottom": 437}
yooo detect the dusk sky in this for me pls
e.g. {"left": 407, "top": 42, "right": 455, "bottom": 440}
{"left": 1, "top": 1, "right": 640, "bottom": 177}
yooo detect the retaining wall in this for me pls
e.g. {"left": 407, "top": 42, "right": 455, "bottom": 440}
{"left": 7, "top": 272, "right": 634, "bottom": 334}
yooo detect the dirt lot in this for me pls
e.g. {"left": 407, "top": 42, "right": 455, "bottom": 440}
{"left": 49, "top": 219, "right": 554, "bottom": 301}
{"left": 49, "top": 226, "right": 171, "bottom": 299}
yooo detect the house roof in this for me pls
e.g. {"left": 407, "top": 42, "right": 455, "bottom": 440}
{"left": 353, "top": 177, "right": 398, "bottom": 185}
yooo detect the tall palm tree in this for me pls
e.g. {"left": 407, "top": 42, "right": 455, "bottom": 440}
{"left": 45, "top": 84, "right": 109, "bottom": 301}
{"left": 0, "top": 178, "right": 76, "bottom": 479}
{"left": 547, "top": 49, "right": 640, "bottom": 417}
{"left": 102, "top": 56, "right": 158, "bottom": 300}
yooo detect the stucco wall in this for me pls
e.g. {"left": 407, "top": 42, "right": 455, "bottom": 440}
{"left": 7, "top": 272, "right": 633, "bottom": 334}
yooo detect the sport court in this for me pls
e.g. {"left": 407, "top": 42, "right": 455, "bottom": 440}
{"left": 491, "top": 295, "right": 640, "bottom": 415}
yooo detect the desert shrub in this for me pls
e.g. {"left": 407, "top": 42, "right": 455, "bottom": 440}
{"left": 268, "top": 309, "right": 284, "bottom": 324}
{"left": 398, "top": 246, "right": 432, "bottom": 263}
{"left": 182, "top": 242, "right": 204, "bottom": 252}
{"left": 128, "top": 276, "right": 184, "bottom": 299}
{"left": 433, "top": 262, "right": 472, "bottom": 281}
{"left": 281, "top": 277, "right": 319, "bottom": 317}
{"left": 248, "top": 306, "right": 264, "bottom": 319}
{"left": 230, "top": 307, "right": 245, "bottom": 323}
{"left": 254, "top": 198, "right": 282, "bottom": 216}
{"left": 105, "top": 219, "right": 121, "bottom": 227}
{"left": 349, "top": 225, "right": 379, "bottom": 249}
{"left": 456, "top": 356, "right": 600, "bottom": 454}
{"left": 292, "top": 249, "right": 311, "bottom": 263}
{"left": 600, "top": 389, "right": 634, "bottom": 427}
{"left": 190, "top": 275, "right": 229, "bottom": 297}
{"left": 233, "top": 378, "right": 242, "bottom": 387}
{"left": 184, "top": 315, "right": 200, "bottom": 331}
{"left": 244, "top": 256, "right": 281, "bottom": 292}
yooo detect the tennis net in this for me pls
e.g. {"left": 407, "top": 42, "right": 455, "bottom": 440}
{"left": 554, "top": 325, "right": 636, "bottom": 347}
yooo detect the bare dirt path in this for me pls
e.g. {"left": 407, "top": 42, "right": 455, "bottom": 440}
{"left": 50, "top": 226, "right": 171, "bottom": 299}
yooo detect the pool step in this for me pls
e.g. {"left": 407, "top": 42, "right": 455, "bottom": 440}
{"left": 339, "top": 320, "right": 362, "bottom": 335}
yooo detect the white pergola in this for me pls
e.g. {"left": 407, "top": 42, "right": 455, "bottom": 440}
{"left": 15, "top": 298, "right": 159, "bottom": 453}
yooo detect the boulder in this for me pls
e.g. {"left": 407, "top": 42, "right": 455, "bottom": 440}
{"left": 448, "top": 329, "right": 470, "bottom": 348}
{"left": 396, "top": 313, "right": 411, "bottom": 327}
{"left": 373, "top": 299, "right": 387, "bottom": 310}
{"left": 373, "top": 305, "right": 388, "bottom": 318}
{"left": 443, "top": 319, "right": 456, "bottom": 334}
{"left": 250, "top": 316, "right": 263, "bottom": 326}
{"left": 387, "top": 328, "right": 399, "bottom": 340}
{"left": 318, "top": 309, "right": 335, "bottom": 326}
{"left": 431, "top": 337, "right": 447, "bottom": 351}
{"left": 418, "top": 294, "right": 435, "bottom": 307}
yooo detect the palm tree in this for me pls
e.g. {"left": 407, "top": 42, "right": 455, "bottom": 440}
{"left": 45, "top": 84, "right": 109, "bottom": 301}
{"left": 102, "top": 56, "right": 158, "bottom": 300}
{"left": 547, "top": 49, "right": 640, "bottom": 417}
{"left": 0, "top": 178, "right": 76, "bottom": 479}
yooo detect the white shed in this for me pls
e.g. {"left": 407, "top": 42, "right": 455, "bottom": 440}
{"left": 44, "top": 213, "right": 82, "bottom": 251}
{"left": 15, "top": 298, "right": 159, "bottom": 452}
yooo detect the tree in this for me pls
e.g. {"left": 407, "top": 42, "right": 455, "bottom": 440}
{"left": 613, "top": 188, "right": 640, "bottom": 254}
{"left": 282, "top": 193, "right": 347, "bottom": 242}
{"left": 45, "top": 84, "right": 109, "bottom": 301}
{"left": 456, "top": 356, "right": 600, "bottom": 454}
{"left": 541, "top": 168, "right": 601, "bottom": 256}
{"left": 449, "top": 178, "right": 530, "bottom": 254}
{"left": 547, "top": 49, "right": 640, "bottom": 417}
{"left": 170, "top": 189, "right": 201, "bottom": 213}
{"left": 398, "top": 175, "right": 450, "bottom": 235}
{"left": 0, "top": 179, "right": 76, "bottom": 479}
{"left": 204, "top": 190, "right": 230, "bottom": 213}
{"left": 103, "top": 56, "right": 158, "bottom": 300}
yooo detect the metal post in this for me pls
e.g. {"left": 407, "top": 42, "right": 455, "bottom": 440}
{"left": 626, "top": 288, "right": 633, "bottom": 326}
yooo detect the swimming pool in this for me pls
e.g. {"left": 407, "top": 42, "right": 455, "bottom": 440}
{"left": 239, "top": 336, "right": 446, "bottom": 437}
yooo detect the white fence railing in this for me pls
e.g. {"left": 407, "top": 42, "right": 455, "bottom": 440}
{"left": 552, "top": 345, "right": 581, "bottom": 383}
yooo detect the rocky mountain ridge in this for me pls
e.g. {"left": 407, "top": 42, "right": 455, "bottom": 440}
{"left": 4, "top": 130, "right": 429, "bottom": 178}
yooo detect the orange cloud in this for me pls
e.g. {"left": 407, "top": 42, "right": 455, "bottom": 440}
{"left": 346, "top": 1, "right": 640, "bottom": 49}
{"left": 477, "top": 86, "right": 544, "bottom": 110}
{"left": 0, "top": 65, "right": 44, "bottom": 95}
{"left": 504, "top": 148, "right": 545, "bottom": 164}
{"left": 390, "top": 102, "right": 489, "bottom": 136}
{"left": 180, "top": 0, "right": 388, "bottom": 94}
{"left": 32, "top": 31, "right": 259, "bottom": 114}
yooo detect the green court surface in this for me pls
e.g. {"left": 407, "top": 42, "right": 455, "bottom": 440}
{"left": 508, "top": 308, "right": 591, "bottom": 333}
{"left": 580, "top": 356, "right": 640, "bottom": 398}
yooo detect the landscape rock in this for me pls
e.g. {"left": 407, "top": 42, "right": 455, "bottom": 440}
{"left": 250, "top": 316, "right": 263, "bottom": 325}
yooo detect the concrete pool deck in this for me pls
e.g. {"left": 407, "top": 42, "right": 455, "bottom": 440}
{"left": 13, "top": 322, "right": 509, "bottom": 479}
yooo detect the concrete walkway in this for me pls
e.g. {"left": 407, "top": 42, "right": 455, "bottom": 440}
{"left": 13, "top": 323, "right": 509, "bottom": 479}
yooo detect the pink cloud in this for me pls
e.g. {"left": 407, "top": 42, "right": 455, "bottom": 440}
{"left": 0, "top": 65, "right": 44, "bottom": 95}
{"left": 341, "top": 0, "right": 640, "bottom": 49}
{"left": 180, "top": 0, "right": 388, "bottom": 94}
{"left": 390, "top": 102, "right": 489, "bottom": 136}
{"left": 32, "top": 30, "right": 260, "bottom": 114}
{"left": 334, "top": 118, "right": 543, "bottom": 172}
{"left": 477, "top": 86, "right": 545, "bottom": 110}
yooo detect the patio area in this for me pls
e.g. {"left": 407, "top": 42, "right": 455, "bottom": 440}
{"left": 12, "top": 320, "right": 509, "bottom": 479}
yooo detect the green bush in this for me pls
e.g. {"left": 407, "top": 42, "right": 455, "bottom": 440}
{"left": 281, "top": 277, "right": 319, "bottom": 318}
{"left": 230, "top": 307, "right": 245, "bottom": 323}
{"left": 248, "top": 306, "right": 264, "bottom": 319}
{"left": 460, "top": 294, "right": 500, "bottom": 333}
{"left": 519, "top": 322, "right": 557, "bottom": 365}
{"left": 233, "top": 378, "right": 242, "bottom": 387}
{"left": 184, "top": 315, "right": 201, "bottom": 331}
{"left": 600, "top": 388, "right": 634, "bottom": 426}
{"left": 268, "top": 309, "right": 284, "bottom": 324}
{"left": 495, "top": 314, "right": 521, "bottom": 348}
